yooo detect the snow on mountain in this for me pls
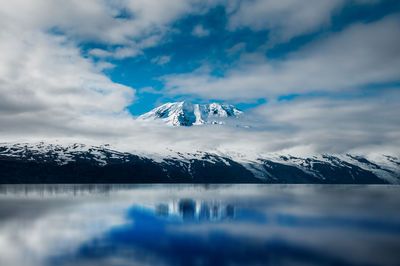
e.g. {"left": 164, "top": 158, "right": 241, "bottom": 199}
{"left": 1, "top": 142, "right": 399, "bottom": 184}
{"left": 0, "top": 142, "right": 123, "bottom": 166}
{"left": 137, "top": 101, "right": 243, "bottom": 126}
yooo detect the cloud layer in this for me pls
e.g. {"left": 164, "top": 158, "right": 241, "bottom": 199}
{"left": 0, "top": 0, "right": 399, "bottom": 157}
{"left": 162, "top": 14, "right": 400, "bottom": 100}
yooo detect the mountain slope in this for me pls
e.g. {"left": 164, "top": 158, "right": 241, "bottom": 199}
{"left": 137, "top": 101, "right": 243, "bottom": 126}
{"left": 0, "top": 142, "right": 399, "bottom": 184}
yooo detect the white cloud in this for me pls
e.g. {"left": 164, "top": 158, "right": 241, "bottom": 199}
{"left": 0, "top": 0, "right": 221, "bottom": 60}
{"left": 162, "top": 14, "right": 400, "bottom": 100}
{"left": 251, "top": 90, "right": 400, "bottom": 154}
{"left": 227, "top": 0, "right": 341, "bottom": 43}
{"left": 88, "top": 48, "right": 113, "bottom": 58}
{"left": 0, "top": 0, "right": 398, "bottom": 158}
{"left": 225, "top": 43, "right": 246, "bottom": 56}
{"left": 0, "top": 11, "right": 135, "bottom": 138}
{"left": 151, "top": 55, "right": 171, "bottom": 65}
{"left": 0, "top": 0, "right": 383, "bottom": 61}
{"left": 226, "top": 0, "right": 382, "bottom": 43}
{"left": 2, "top": 91, "right": 399, "bottom": 158}
{"left": 191, "top": 24, "right": 210, "bottom": 37}
{"left": 113, "top": 46, "right": 143, "bottom": 59}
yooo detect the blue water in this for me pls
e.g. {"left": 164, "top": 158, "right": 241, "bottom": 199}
{"left": 0, "top": 184, "right": 399, "bottom": 266}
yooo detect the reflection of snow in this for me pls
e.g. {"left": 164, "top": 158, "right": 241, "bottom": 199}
{"left": 155, "top": 199, "right": 235, "bottom": 221}
{"left": 1, "top": 185, "right": 400, "bottom": 266}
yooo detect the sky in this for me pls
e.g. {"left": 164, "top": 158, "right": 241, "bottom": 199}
{"left": 0, "top": 0, "right": 400, "bottom": 156}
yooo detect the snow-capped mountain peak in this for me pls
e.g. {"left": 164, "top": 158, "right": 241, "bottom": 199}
{"left": 137, "top": 101, "right": 243, "bottom": 126}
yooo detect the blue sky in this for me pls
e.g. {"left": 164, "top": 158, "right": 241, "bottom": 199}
{"left": 86, "top": 5, "right": 273, "bottom": 114}
{"left": 0, "top": 0, "right": 400, "bottom": 154}
{"left": 75, "top": 0, "right": 400, "bottom": 115}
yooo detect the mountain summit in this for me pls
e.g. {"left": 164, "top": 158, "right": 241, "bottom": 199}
{"left": 137, "top": 101, "right": 243, "bottom": 126}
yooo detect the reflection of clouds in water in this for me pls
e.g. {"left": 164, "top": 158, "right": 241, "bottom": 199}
{"left": 0, "top": 185, "right": 400, "bottom": 266}
{"left": 0, "top": 197, "right": 128, "bottom": 266}
{"left": 48, "top": 203, "right": 400, "bottom": 266}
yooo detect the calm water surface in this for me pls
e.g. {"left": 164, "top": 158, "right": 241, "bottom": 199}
{"left": 0, "top": 184, "right": 399, "bottom": 266}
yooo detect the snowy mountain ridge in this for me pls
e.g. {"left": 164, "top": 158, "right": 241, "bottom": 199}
{"left": 1, "top": 142, "right": 399, "bottom": 184}
{"left": 137, "top": 101, "right": 243, "bottom": 126}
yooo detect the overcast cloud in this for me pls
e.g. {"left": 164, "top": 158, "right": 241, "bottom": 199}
{"left": 0, "top": 0, "right": 399, "bottom": 157}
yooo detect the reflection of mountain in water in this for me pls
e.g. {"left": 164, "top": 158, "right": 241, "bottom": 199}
{"left": 2, "top": 185, "right": 400, "bottom": 266}
{"left": 0, "top": 184, "right": 121, "bottom": 197}
{"left": 156, "top": 199, "right": 234, "bottom": 221}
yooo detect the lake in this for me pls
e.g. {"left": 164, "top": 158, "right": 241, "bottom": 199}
{"left": 0, "top": 184, "right": 399, "bottom": 266}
